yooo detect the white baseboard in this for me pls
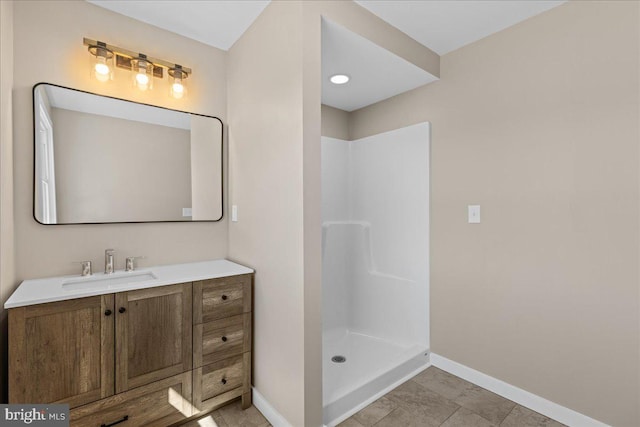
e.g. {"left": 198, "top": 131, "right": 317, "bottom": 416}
{"left": 252, "top": 387, "right": 293, "bottom": 427}
{"left": 430, "top": 353, "right": 609, "bottom": 427}
{"left": 255, "top": 354, "right": 609, "bottom": 427}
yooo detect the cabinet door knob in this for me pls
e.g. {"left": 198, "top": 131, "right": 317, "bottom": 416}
{"left": 221, "top": 294, "right": 228, "bottom": 301}
{"left": 118, "top": 307, "right": 126, "bottom": 314}
{"left": 221, "top": 336, "right": 228, "bottom": 342}
{"left": 221, "top": 378, "right": 227, "bottom": 385}
{"left": 104, "top": 309, "right": 112, "bottom": 316}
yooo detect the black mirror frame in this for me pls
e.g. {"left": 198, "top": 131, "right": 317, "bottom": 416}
{"left": 32, "top": 82, "right": 224, "bottom": 225}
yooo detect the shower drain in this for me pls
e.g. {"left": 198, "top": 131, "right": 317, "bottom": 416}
{"left": 331, "top": 355, "right": 346, "bottom": 363}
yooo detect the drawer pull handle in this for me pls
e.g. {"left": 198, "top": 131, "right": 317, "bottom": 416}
{"left": 221, "top": 378, "right": 227, "bottom": 385}
{"left": 104, "top": 309, "right": 112, "bottom": 316}
{"left": 101, "top": 415, "right": 128, "bottom": 427}
{"left": 221, "top": 336, "right": 228, "bottom": 342}
{"left": 119, "top": 307, "right": 126, "bottom": 314}
{"left": 221, "top": 295, "right": 228, "bottom": 301}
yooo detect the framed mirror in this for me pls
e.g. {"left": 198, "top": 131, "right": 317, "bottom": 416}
{"left": 33, "top": 83, "right": 223, "bottom": 224}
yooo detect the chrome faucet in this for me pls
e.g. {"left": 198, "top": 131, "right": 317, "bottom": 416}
{"left": 105, "top": 249, "right": 115, "bottom": 274}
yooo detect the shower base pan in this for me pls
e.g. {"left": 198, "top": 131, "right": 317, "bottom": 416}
{"left": 322, "top": 329, "right": 430, "bottom": 426}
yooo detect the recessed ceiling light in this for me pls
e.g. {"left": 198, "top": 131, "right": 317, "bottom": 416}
{"left": 330, "top": 74, "right": 350, "bottom": 85}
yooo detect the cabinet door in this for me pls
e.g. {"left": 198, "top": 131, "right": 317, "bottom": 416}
{"left": 116, "top": 283, "right": 192, "bottom": 393}
{"left": 9, "top": 295, "right": 115, "bottom": 408}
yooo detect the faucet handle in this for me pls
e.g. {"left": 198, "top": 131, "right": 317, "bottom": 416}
{"left": 73, "top": 261, "right": 92, "bottom": 277}
{"left": 125, "top": 256, "right": 145, "bottom": 272}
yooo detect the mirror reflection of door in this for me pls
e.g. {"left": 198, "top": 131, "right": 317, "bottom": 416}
{"left": 35, "top": 90, "right": 57, "bottom": 224}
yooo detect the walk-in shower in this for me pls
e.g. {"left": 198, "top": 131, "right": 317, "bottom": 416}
{"left": 321, "top": 123, "right": 430, "bottom": 425}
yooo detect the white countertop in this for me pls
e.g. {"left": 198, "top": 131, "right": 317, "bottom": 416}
{"left": 4, "top": 259, "right": 254, "bottom": 309}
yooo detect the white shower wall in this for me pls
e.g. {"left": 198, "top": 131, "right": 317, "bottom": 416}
{"left": 322, "top": 122, "right": 430, "bottom": 348}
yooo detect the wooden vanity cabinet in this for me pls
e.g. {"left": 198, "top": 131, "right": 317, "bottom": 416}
{"left": 9, "top": 271, "right": 253, "bottom": 426}
{"left": 8, "top": 295, "right": 115, "bottom": 408}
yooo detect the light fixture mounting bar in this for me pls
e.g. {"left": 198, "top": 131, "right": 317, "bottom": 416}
{"left": 115, "top": 55, "right": 164, "bottom": 78}
{"left": 83, "top": 38, "right": 192, "bottom": 74}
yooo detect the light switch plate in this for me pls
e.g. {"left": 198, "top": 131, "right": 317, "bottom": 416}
{"left": 231, "top": 205, "right": 238, "bottom": 222}
{"left": 468, "top": 205, "right": 480, "bottom": 223}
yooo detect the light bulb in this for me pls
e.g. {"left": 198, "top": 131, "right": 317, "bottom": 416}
{"left": 136, "top": 72, "right": 149, "bottom": 85}
{"left": 135, "top": 71, "right": 149, "bottom": 91}
{"left": 171, "top": 82, "right": 184, "bottom": 99}
{"left": 132, "top": 57, "right": 153, "bottom": 91}
{"left": 169, "top": 67, "right": 187, "bottom": 99}
{"left": 94, "top": 56, "right": 110, "bottom": 82}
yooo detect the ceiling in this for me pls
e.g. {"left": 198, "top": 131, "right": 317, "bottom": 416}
{"left": 87, "top": 1, "right": 269, "bottom": 51}
{"left": 322, "top": 19, "right": 437, "bottom": 112}
{"left": 87, "top": 1, "right": 566, "bottom": 55}
{"left": 87, "top": 0, "right": 566, "bottom": 111}
{"left": 355, "top": 0, "right": 566, "bottom": 55}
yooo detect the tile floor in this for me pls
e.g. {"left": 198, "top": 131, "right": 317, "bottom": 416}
{"left": 338, "top": 367, "right": 566, "bottom": 427}
{"left": 182, "top": 367, "right": 565, "bottom": 427}
{"left": 180, "top": 400, "right": 271, "bottom": 427}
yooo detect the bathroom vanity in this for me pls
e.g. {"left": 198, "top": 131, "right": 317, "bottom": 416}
{"left": 5, "top": 259, "right": 253, "bottom": 426}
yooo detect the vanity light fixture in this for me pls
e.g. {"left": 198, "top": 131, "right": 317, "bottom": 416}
{"left": 83, "top": 38, "right": 192, "bottom": 97}
{"left": 330, "top": 74, "right": 350, "bottom": 84}
{"left": 87, "top": 41, "right": 114, "bottom": 82}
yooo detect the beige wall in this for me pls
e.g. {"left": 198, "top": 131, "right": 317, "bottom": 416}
{"left": 350, "top": 2, "right": 639, "bottom": 425}
{"left": 301, "top": 5, "right": 323, "bottom": 425}
{"left": 0, "top": 0, "right": 15, "bottom": 404}
{"left": 227, "top": 2, "right": 306, "bottom": 425}
{"left": 321, "top": 104, "right": 350, "bottom": 140}
{"left": 11, "top": 0, "right": 228, "bottom": 282}
{"left": 51, "top": 108, "right": 191, "bottom": 223}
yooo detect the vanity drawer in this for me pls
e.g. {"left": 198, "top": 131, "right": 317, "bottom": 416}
{"left": 194, "top": 313, "right": 251, "bottom": 368}
{"left": 193, "top": 274, "right": 252, "bottom": 323}
{"left": 70, "top": 372, "right": 193, "bottom": 427}
{"left": 193, "top": 353, "right": 250, "bottom": 410}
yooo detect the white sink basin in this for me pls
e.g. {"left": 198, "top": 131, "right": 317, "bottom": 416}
{"left": 62, "top": 271, "right": 157, "bottom": 291}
